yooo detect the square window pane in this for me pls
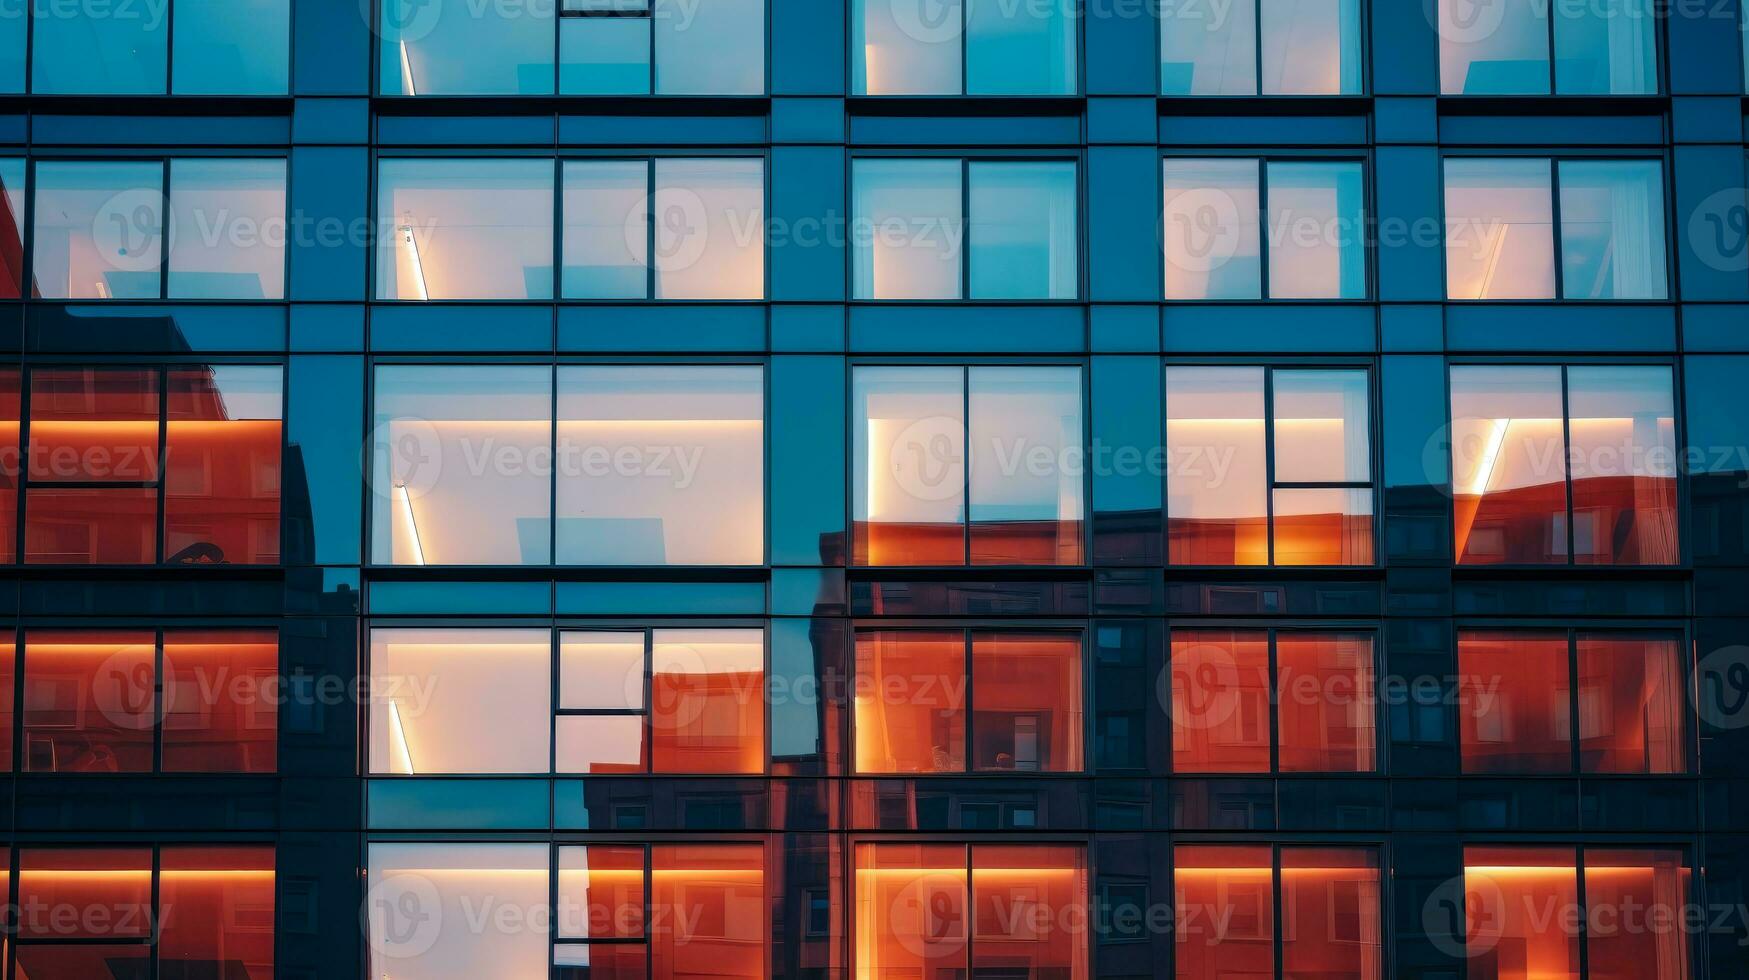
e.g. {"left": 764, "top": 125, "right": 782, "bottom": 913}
{"left": 558, "top": 845, "right": 646, "bottom": 940}
{"left": 1463, "top": 847, "right": 1579, "bottom": 975}
{"left": 1273, "top": 488, "right": 1374, "bottom": 566}
{"left": 853, "top": 366, "right": 965, "bottom": 566}
{"left": 971, "top": 632, "right": 1082, "bottom": 771}
{"left": 853, "top": 158, "right": 963, "bottom": 300}
{"left": 561, "top": 16, "right": 652, "bottom": 94}
{"left": 159, "top": 846, "right": 276, "bottom": 977}
{"left": 563, "top": 160, "right": 649, "bottom": 298}
{"left": 855, "top": 0, "right": 962, "bottom": 94}
{"left": 1163, "top": 159, "right": 1261, "bottom": 300}
{"left": 172, "top": 0, "right": 290, "bottom": 94}
{"left": 653, "top": 844, "right": 766, "bottom": 979}
{"left": 1438, "top": 0, "right": 1551, "bottom": 94}
{"left": 968, "top": 366, "right": 1082, "bottom": 565}
{"left": 161, "top": 629, "right": 278, "bottom": 772}
{"left": 853, "top": 844, "right": 969, "bottom": 975}
{"left": 1174, "top": 845, "right": 1275, "bottom": 974}
{"left": 1558, "top": 160, "right": 1667, "bottom": 300}
{"left": 1277, "top": 633, "right": 1375, "bottom": 771}
{"left": 853, "top": 631, "right": 966, "bottom": 773}
{"left": 971, "top": 845, "right": 1085, "bottom": 975}
{"left": 968, "top": 161, "right": 1077, "bottom": 300}
{"left": 1166, "top": 367, "right": 1268, "bottom": 566}
{"left": 1281, "top": 848, "right": 1381, "bottom": 979}
{"left": 966, "top": 0, "right": 1075, "bottom": 95}
{"left": 1261, "top": 0, "right": 1362, "bottom": 94}
{"left": 1567, "top": 365, "right": 1676, "bottom": 565}
{"left": 556, "top": 713, "right": 648, "bottom": 773}
{"left": 32, "top": 161, "right": 164, "bottom": 300}
{"left": 32, "top": 0, "right": 167, "bottom": 94}
{"left": 24, "top": 487, "right": 159, "bottom": 564}
{"left": 1554, "top": 0, "right": 1656, "bottom": 94}
{"left": 1160, "top": 0, "right": 1257, "bottom": 94}
{"left": 168, "top": 159, "right": 287, "bottom": 300}
{"left": 18, "top": 848, "right": 153, "bottom": 937}
{"left": 367, "top": 844, "right": 549, "bottom": 977}
{"left": 368, "top": 628, "right": 552, "bottom": 774}
{"left": 1170, "top": 630, "right": 1271, "bottom": 773}
{"left": 1576, "top": 634, "right": 1684, "bottom": 773}
{"left": 28, "top": 368, "right": 159, "bottom": 483}
{"left": 380, "top": 0, "right": 554, "bottom": 94}
{"left": 1444, "top": 158, "right": 1556, "bottom": 300}
{"left": 1584, "top": 850, "right": 1692, "bottom": 979}
{"left": 1458, "top": 632, "right": 1573, "bottom": 773}
{"left": 22, "top": 630, "right": 156, "bottom": 773}
{"left": 0, "top": 158, "right": 25, "bottom": 297}
{"left": 1266, "top": 160, "right": 1365, "bottom": 299}
{"left": 164, "top": 366, "right": 282, "bottom": 566}
{"left": 1449, "top": 365, "right": 1568, "bottom": 565}
{"left": 651, "top": 629, "right": 764, "bottom": 774}
{"left": 653, "top": 159, "right": 764, "bottom": 299}
{"left": 1273, "top": 369, "right": 1369, "bottom": 482}
{"left": 654, "top": 0, "right": 763, "bottom": 94}
{"left": 376, "top": 158, "right": 554, "bottom": 300}
{"left": 561, "top": 632, "right": 646, "bottom": 710}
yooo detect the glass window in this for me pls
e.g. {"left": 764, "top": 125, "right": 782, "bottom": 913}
{"left": 852, "top": 158, "right": 963, "bottom": 300}
{"left": 970, "top": 632, "right": 1083, "bottom": 771}
{"left": 1167, "top": 366, "right": 1265, "bottom": 564}
{"left": 1440, "top": 0, "right": 1657, "bottom": 94}
{"left": 1174, "top": 845, "right": 1274, "bottom": 978}
{"left": 1443, "top": 158, "right": 1555, "bottom": 300}
{"left": 1164, "top": 0, "right": 1361, "bottom": 95}
{"left": 376, "top": 159, "right": 555, "bottom": 300}
{"left": 0, "top": 159, "right": 25, "bottom": 298}
{"left": 1175, "top": 845, "right": 1381, "bottom": 980}
{"left": 854, "top": 0, "right": 962, "bottom": 95}
{"left": 380, "top": 0, "right": 554, "bottom": 95}
{"left": 558, "top": 844, "right": 645, "bottom": 941}
{"left": 368, "top": 628, "right": 552, "bottom": 774}
{"left": 965, "top": 0, "right": 1075, "bottom": 95}
{"left": 1577, "top": 634, "right": 1685, "bottom": 773}
{"left": 167, "top": 159, "right": 287, "bottom": 300}
{"left": 853, "top": 630, "right": 965, "bottom": 773}
{"left": 31, "top": 0, "right": 168, "bottom": 94}
{"left": 164, "top": 366, "right": 283, "bottom": 565}
{"left": 1280, "top": 848, "right": 1384, "bottom": 978}
{"left": 160, "top": 630, "right": 278, "bottom": 772}
{"left": 1276, "top": 633, "right": 1376, "bottom": 772}
{"left": 367, "top": 843, "right": 549, "bottom": 978}
{"left": 561, "top": 14, "right": 652, "bottom": 94}
{"left": 1582, "top": 849, "right": 1693, "bottom": 979}
{"left": 159, "top": 846, "right": 276, "bottom": 978}
{"left": 563, "top": 160, "right": 649, "bottom": 298}
{"left": 18, "top": 848, "right": 153, "bottom": 938}
{"left": 854, "top": 0, "right": 1075, "bottom": 95}
{"left": 1171, "top": 630, "right": 1269, "bottom": 772}
{"left": 968, "top": 366, "right": 1083, "bottom": 563}
{"left": 1567, "top": 365, "right": 1677, "bottom": 564}
{"left": 967, "top": 161, "right": 1077, "bottom": 300}
{"left": 1160, "top": 0, "right": 1257, "bottom": 95}
{"left": 1457, "top": 631, "right": 1573, "bottom": 773}
{"left": 171, "top": 0, "right": 290, "bottom": 94}
{"left": 1265, "top": 161, "right": 1366, "bottom": 299}
{"left": 22, "top": 630, "right": 156, "bottom": 773}
{"left": 0, "top": 8, "right": 21, "bottom": 92}
{"left": 853, "top": 366, "right": 965, "bottom": 565}
{"left": 653, "top": 0, "right": 764, "bottom": 94}
{"left": 1272, "top": 368, "right": 1372, "bottom": 565}
{"left": 1558, "top": 160, "right": 1668, "bottom": 300}
{"left": 32, "top": 161, "right": 165, "bottom": 300}
{"left": 653, "top": 158, "right": 764, "bottom": 299}
{"left": 1162, "top": 159, "right": 1261, "bottom": 300}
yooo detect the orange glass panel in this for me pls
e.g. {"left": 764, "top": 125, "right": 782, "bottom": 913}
{"left": 558, "top": 845, "right": 646, "bottom": 940}
{"left": 1584, "top": 849, "right": 1691, "bottom": 980}
{"left": 651, "top": 630, "right": 764, "bottom": 775}
{"left": 1281, "top": 847, "right": 1381, "bottom": 980}
{"left": 1167, "top": 367, "right": 1268, "bottom": 566}
{"left": 971, "top": 632, "right": 1082, "bottom": 772}
{"left": 854, "top": 843, "right": 968, "bottom": 978}
{"left": 161, "top": 629, "right": 278, "bottom": 773}
{"left": 1277, "top": 633, "right": 1375, "bottom": 772}
{"left": 1174, "top": 845, "right": 1274, "bottom": 980}
{"left": 15, "top": 944, "right": 150, "bottom": 979}
{"left": 968, "top": 366, "right": 1084, "bottom": 566}
{"left": 164, "top": 367, "right": 281, "bottom": 565}
{"left": 18, "top": 847, "right": 154, "bottom": 938}
{"left": 1451, "top": 366, "right": 1568, "bottom": 565}
{"left": 1568, "top": 366, "right": 1678, "bottom": 565}
{"left": 1273, "top": 488, "right": 1374, "bottom": 566}
{"left": 854, "top": 631, "right": 966, "bottom": 773}
{"left": 159, "top": 846, "right": 275, "bottom": 980}
{"left": 1463, "top": 847, "right": 1579, "bottom": 980}
{"left": 853, "top": 366, "right": 966, "bottom": 567}
{"left": 27, "top": 369, "right": 159, "bottom": 482}
{"left": 1458, "top": 632, "right": 1572, "bottom": 773}
{"left": 1171, "top": 630, "right": 1271, "bottom": 773}
{"left": 0, "top": 367, "right": 18, "bottom": 562}
{"left": 556, "top": 943, "right": 647, "bottom": 978}
{"left": 22, "top": 630, "right": 156, "bottom": 773}
{"left": 653, "top": 844, "right": 765, "bottom": 979}
{"left": 1576, "top": 634, "right": 1685, "bottom": 774}
{"left": 972, "top": 845, "right": 1087, "bottom": 980}
{"left": 24, "top": 486, "right": 158, "bottom": 564}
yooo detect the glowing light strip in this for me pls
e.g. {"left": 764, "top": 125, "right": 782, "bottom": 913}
{"left": 1465, "top": 418, "right": 1511, "bottom": 497}
{"left": 399, "top": 40, "right": 418, "bottom": 97}
{"left": 394, "top": 484, "right": 427, "bottom": 566}
{"left": 398, "top": 223, "right": 430, "bottom": 301}
{"left": 387, "top": 699, "right": 416, "bottom": 776}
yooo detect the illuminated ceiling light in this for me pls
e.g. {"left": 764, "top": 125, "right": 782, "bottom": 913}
{"left": 399, "top": 40, "right": 418, "bottom": 97}
{"left": 394, "top": 484, "right": 427, "bottom": 566}
{"left": 387, "top": 699, "right": 416, "bottom": 775}
{"left": 1465, "top": 418, "right": 1511, "bottom": 497}
{"left": 398, "top": 220, "right": 430, "bottom": 301}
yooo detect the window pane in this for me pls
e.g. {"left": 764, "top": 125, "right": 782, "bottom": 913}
{"left": 1171, "top": 630, "right": 1271, "bottom": 773}
{"left": 32, "top": 161, "right": 164, "bottom": 300}
{"left": 1450, "top": 365, "right": 1568, "bottom": 565}
{"left": 558, "top": 845, "right": 645, "bottom": 940}
{"left": 563, "top": 160, "right": 649, "bottom": 298}
{"left": 853, "top": 843, "right": 968, "bottom": 976}
{"left": 969, "top": 366, "right": 1083, "bottom": 564}
{"left": 556, "top": 714, "right": 648, "bottom": 773}
{"left": 375, "top": 159, "right": 554, "bottom": 300}
{"left": 380, "top": 0, "right": 554, "bottom": 94}
{"left": 1163, "top": 159, "right": 1261, "bottom": 300}
{"left": 972, "top": 845, "right": 1086, "bottom": 978}
{"left": 853, "top": 0, "right": 962, "bottom": 94}
{"left": 18, "top": 848, "right": 153, "bottom": 938}
{"left": 1275, "top": 369, "right": 1369, "bottom": 482}
{"left": 159, "top": 846, "right": 276, "bottom": 978}
{"left": 1439, "top": 0, "right": 1550, "bottom": 94}
{"left": 1568, "top": 365, "right": 1677, "bottom": 564}
{"left": 653, "top": 844, "right": 766, "bottom": 978}
{"left": 24, "top": 487, "right": 158, "bottom": 564}
{"left": 1261, "top": 0, "right": 1362, "bottom": 94}
{"left": 561, "top": 16, "right": 652, "bottom": 94}
{"left": 1160, "top": 0, "right": 1257, "bottom": 94}
{"left": 1281, "top": 848, "right": 1381, "bottom": 980}
{"left": 968, "top": 161, "right": 1077, "bottom": 300}
{"left": 1458, "top": 631, "right": 1572, "bottom": 773}
{"left": 0, "top": 159, "right": 25, "bottom": 297}
{"left": 32, "top": 1, "right": 167, "bottom": 93}
{"left": 161, "top": 629, "right": 278, "bottom": 773}
{"left": 22, "top": 630, "right": 155, "bottom": 773}
{"left": 1554, "top": 0, "right": 1656, "bottom": 93}
{"left": 561, "top": 632, "right": 645, "bottom": 710}
{"left": 1167, "top": 367, "right": 1267, "bottom": 565}
{"left": 16, "top": 945, "right": 150, "bottom": 976}
{"left": 167, "top": 159, "right": 287, "bottom": 300}
{"left": 966, "top": 0, "right": 1075, "bottom": 95}
{"left": 1584, "top": 850, "right": 1692, "bottom": 980}
{"left": 1273, "top": 488, "right": 1373, "bottom": 565}
{"left": 0, "top": 10, "right": 21, "bottom": 92}
{"left": 0, "top": 636, "right": 12, "bottom": 769}
{"left": 0, "top": 369, "right": 13, "bottom": 564}
{"left": 28, "top": 369, "right": 159, "bottom": 483}
{"left": 971, "top": 632, "right": 1082, "bottom": 772}
{"left": 370, "top": 365, "right": 552, "bottom": 566}
{"left": 1266, "top": 161, "right": 1365, "bottom": 299}
{"left": 651, "top": 629, "right": 764, "bottom": 774}
{"left": 366, "top": 844, "right": 549, "bottom": 978}
{"left": 1576, "top": 634, "right": 1684, "bottom": 773}
{"left": 556, "top": 365, "right": 763, "bottom": 565}
{"left": 172, "top": 0, "right": 290, "bottom": 94}
{"left": 653, "top": 159, "right": 764, "bottom": 299}
{"left": 164, "top": 366, "right": 282, "bottom": 565}
{"left": 854, "top": 631, "right": 966, "bottom": 773}
{"left": 1277, "top": 633, "right": 1375, "bottom": 772}
{"left": 368, "top": 628, "right": 551, "bottom": 774}
{"left": 853, "top": 159, "right": 963, "bottom": 299}
{"left": 1558, "top": 160, "right": 1667, "bottom": 299}
{"left": 654, "top": 0, "right": 763, "bottom": 94}
{"left": 1174, "top": 845, "right": 1274, "bottom": 979}
{"left": 1463, "top": 847, "right": 1579, "bottom": 978}
{"left": 1444, "top": 158, "right": 1556, "bottom": 299}
{"left": 853, "top": 366, "right": 966, "bottom": 565}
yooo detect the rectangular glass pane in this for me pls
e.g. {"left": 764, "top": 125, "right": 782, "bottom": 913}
{"left": 563, "top": 160, "right": 649, "bottom": 298}
{"left": 971, "top": 632, "right": 1082, "bottom": 771}
{"left": 1273, "top": 487, "right": 1373, "bottom": 565}
{"left": 1576, "top": 634, "right": 1684, "bottom": 773}
{"left": 557, "top": 845, "right": 645, "bottom": 940}
{"left": 168, "top": 159, "right": 288, "bottom": 300}
{"left": 556, "top": 365, "right": 763, "bottom": 565}
{"left": 1163, "top": 159, "right": 1261, "bottom": 300}
{"left": 17, "top": 945, "right": 149, "bottom": 976}
{"left": 22, "top": 630, "right": 156, "bottom": 773}
{"left": 1558, "top": 160, "right": 1668, "bottom": 300}
{"left": 968, "top": 161, "right": 1077, "bottom": 300}
{"left": 1261, "top": 0, "right": 1362, "bottom": 94}
{"left": 1167, "top": 366, "right": 1267, "bottom": 565}
{"left": 1567, "top": 365, "right": 1677, "bottom": 564}
{"left": 1584, "top": 850, "right": 1692, "bottom": 979}
{"left": 24, "top": 487, "right": 158, "bottom": 563}
{"left": 28, "top": 368, "right": 159, "bottom": 483}
{"left": 161, "top": 629, "right": 278, "bottom": 772}
{"left": 32, "top": 161, "right": 164, "bottom": 300}
{"left": 853, "top": 366, "right": 965, "bottom": 566}
{"left": 968, "top": 366, "right": 1082, "bottom": 565}
{"left": 853, "top": 631, "right": 966, "bottom": 773}
{"left": 561, "top": 16, "right": 652, "bottom": 94}
{"left": 1170, "top": 630, "right": 1271, "bottom": 772}
{"left": 1266, "top": 160, "right": 1365, "bottom": 299}
{"left": 1174, "top": 845, "right": 1274, "bottom": 977}
{"left": 0, "top": 7, "right": 20, "bottom": 92}
{"left": 1450, "top": 365, "right": 1568, "bottom": 564}
{"left": 653, "top": 159, "right": 764, "bottom": 300}
{"left": 853, "top": 158, "right": 963, "bottom": 299}
{"left": 855, "top": 0, "right": 963, "bottom": 94}
{"left": 1160, "top": 0, "right": 1257, "bottom": 94}
{"left": 1280, "top": 848, "right": 1382, "bottom": 979}
{"left": 164, "top": 365, "right": 282, "bottom": 566}
{"left": 1463, "top": 847, "right": 1579, "bottom": 978}
{"left": 32, "top": 1, "right": 167, "bottom": 93}
{"left": 0, "top": 369, "right": 13, "bottom": 564}
{"left": 560, "top": 632, "right": 645, "bottom": 710}
{"left": 1274, "top": 369, "right": 1369, "bottom": 482}
{"left": 1438, "top": 0, "right": 1551, "bottom": 94}
{"left": 0, "top": 636, "right": 12, "bottom": 768}
{"left": 18, "top": 848, "right": 153, "bottom": 937}
{"left": 0, "top": 158, "right": 23, "bottom": 297}
{"left": 966, "top": 0, "right": 1075, "bottom": 95}
{"left": 172, "top": 0, "right": 290, "bottom": 94}
{"left": 370, "top": 365, "right": 553, "bottom": 566}
{"left": 971, "top": 845, "right": 1086, "bottom": 977}
{"left": 654, "top": 0, "right": 763, "bottom": 94}
{"left": 556, "top": 714, "right": 647, "bottom": 773}
{"left": 854, "top": 844, "right": 968, "bottom": 976}
{"left": 159, "top": 846, "right": 276, "bottom": 978}
{"left": 1554, "top": 0, "right": 1657, "bottom": 94}
{"left": 651, "top": 629, "right": 764, "bottom": 774}
{"left": 368, "top": 628, "right": 551, "bottom": 774}
{"left": 379, "top": 0, "right": 554, "bottom": 94}
{"left": 1444, "top": 158, "right": 1556, "bottom": 300}
{"left": 375, "top": 158, "right": 554, "bottom": 300}
{"left": 1458, "top": 631, "right": 1572, "bottom": 772}
{"left": 1276, "top": 633, "right": 1375, "bottom": 772}
{"left": 367, "top": 844, "right": 549, "bottom": 977}
{"left": 652, "top": 844, "right": 766, "bottom": 979}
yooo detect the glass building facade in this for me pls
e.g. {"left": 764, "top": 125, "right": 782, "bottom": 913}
{"left": 0, "top": 0, "right": 1746, "bottom": 977}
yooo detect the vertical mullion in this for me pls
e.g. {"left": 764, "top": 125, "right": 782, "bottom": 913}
{"left": 152, "top": 630, "right": 165, "bottom": 773}
{"left": 16, "top": 363, "right": 31, "bottom": 565}
{"left": 960, "top": 0, "right": 969, "bottom": 95}
{"left": 1574, "top": 846, "right": 1591, "bottom": 979}
{"left": 1549, "top": 159, "right": 1566, "bottom": 299}
{"left": 547, "top": 842, "right": 559, "bottom": 976}
{"left": 963, "top": 843, "right": 975, "bottom": 974}
{"left": 9, "top": 626, "right": 21, "bottom": 777}
{"left": 553, "top": 158, "right": 564, "bottom": 302}
{"left": 1271, "top": 844, "right": 1285, "bottom": 980}
{"left": 1546, "top": 0, "right": 1558, "bottom": 94}
{"left": 643, "top": 843, "right": 655, "bottom": 975}
{"left": 646, "top": 159, "right": 657, "bottom": 299}
{"left": 648, "top": 4, "right": 657, "bottom": 94}
{"left": 163, "top": 0, "right": 175, "bottom": 94}
{"left": 1264, "top": 366, "right": 1276, "bottom": 566}
{"left": 549, "top": 363, "right": 559, "bottom": 568}
{"left": 158, "top": 161, "right": 171, "bottom": 300}
{"left": 1267, "top": 629, "right": 1280, "bottom": 775}
{"left": 1253, "top": 0, "right": 1265, "bottom": 94}
{"left": 1560, "top": 365, "right": 1575, "bottom": 564}
{"left": 643, "top": 629, "right": 654, "bottom": 773}
{"left": 148, "top": 845, "right": 162, "bottom": 980}
{"left": 1257, "top": 159, "right": 1270, "bottom": 300}
{"left": 960, "top": 159, "right": 972, "bottom": 300}
{"left": 549, "top": 628, "right": 561, "bottom": 775}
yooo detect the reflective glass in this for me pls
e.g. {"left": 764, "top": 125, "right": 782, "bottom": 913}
{"left": 379, "top": 0, "right": 553, "bottom": 94}
{"left": 1281, "top": 848, "right": 1382, "bottom": 980}
{"left": 853, "top": 631, "right": 965, "bottom": 773}
{"left": 161, "top": 629, "right": 278, "bottom": 772}
{"left": 159, "top": 846, "right": 276, "bottom": 979}
{"left": 1438, "top": 0, "right": 1551, "bottom": 94}
{"left": 971, "top": 845, "right": 1087, "bottom": 978}
{"left": 652, "top": 844, "right": 766, "bottom": 978}
{"left": 970, "top": 633, "right": 1082, "bottom": 771}
{"left": 24, "top": 487, "right": 158, "bottom": 564}
{"left": 1449, "top": 366, "right": 1568, "bottom": 564}
{"left": 18, "top": 848, "right": 153, "bottom": 938}
{"left": 967, "top": 161, "right": 1077, "bottom": 300}
{"left": 375, "top": 158, "right": 554, "bottom": 300}
{"left": 1458, "top": 632, "right": 1572, "bottom": 773}
{"left": 556, "top": 714, "right": 647, "bottom": 773}
{"left": 1462, "top": 847, "right": 1579, "bottom": 977}
{"left": 21, "top": 630, "right": 156, "bottom": 773}
{"left": 1444, "top": 158, "right": 1556, "bottom": 300}
{"left": 164, "top": 366, "right": 282, "bottom": 566}
{"left": 852, "top": 159, "right": 963, "bottom": 299}
{"left": 561, "top": 632, "right": 645, "bottom": 710}
{"left": 1576, "top": 634, "right": 1685, "bottom": 773}
{"left": 368, "top": 628, "right": 551, "bottom": 774}
{"left": 1274, "top": 370, "right": 1369, "bottom": 483}
{"left": 167, "top": 159, "right": 287, "bottom": 300}
{"left": 1170, "top": 630, "right": 1271, "bottom": 773}
{"left": 1260, "top": 0, "right": 1362, "bottom": 94}
{"left": 1558, "top": 160, "right": 1667, "bottom": 300}
{"left": 558, "top": 845, "right": 645, "bottom": 940}
{"left": 852, "top": 366, "right": 965, "bottom": 566}
{"left": 650, "top": 629, "right": 764, "bottom": 773}
{"left": 853, "top": 844, "right": 969, "bottom": 975}
{"left": 32, "top": 0, "right": 168, "bottom": 94}
{"left": 1584, "top": 850, "right": 1692, "bottom": 979}
{"left": 853, "top": 0, "right": 961, "bottom": 94}
{"left": 1163, "top": 159, "right": 1261, "bottom": 300}
{"left": 1567, "top": 365, "right": 1677, "bottom": 564}
{"left": 1554, "top": 0, "right": 1657, "bottom": 94}
{"left": 172, "top": 0, "right": 290, "bottom": 94}
{"left": 968, "top": 366, "right": 1082, "bottom": 564}
{"left": 966, "top": 0, "right": 1076, "bottom": 95}
{"left": 1174, "top": 845, "right": 1275, "bottom": 979}
{"left": 653, "top": 159, "right": 764, "bottom": 299}
{"left": 0, "top": 8, "right": 20, "bottom": 92}
{"left": 0, "top": 159, "right": 24, "bottom": 297}
{"left": 1266, "top": 161, "right": 1365, "bottom": 299}
{"left": 27, "top": 369, "right": 159, "bottom": 483}
{"left": 32, "top": 161, "right": 165, "bottom": 300}
{"left": 563, "top": 160, "right": 649, "bottom": 299}
{"left": 1160, "top": 0, "right": 1257, "bottom": 94}
{"left": 561, "top": 16, "right": 652, "bottom": 94}
{"left": 1166, "top": 367, "right": 1268, "bottom": 565}
{"left": 367, "top": 844, "right": 549, "bottom": 977}
{"left": 1276, "top": 633, "right": 1375, "bottom": 772}
{"left": 653, "top": 0, "right": 763, "bottom": 94}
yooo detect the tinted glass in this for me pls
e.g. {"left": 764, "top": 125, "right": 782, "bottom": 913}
{"left": 1558, "top": 160, "right": 1667, "bottom": 300}
{"left": 967, "top": 161, "right": 1077, "bottom": 300}
{"left": 968, "top": 366, "right": 1083, "bottom": 564}
{"left": 653, "top": 0, "right": 763, "bottom": 94}
{"left": 32, "top": 161, "right": 165, "bottom": 300}
{"left": 852, "top": 365, "right": 966, "bottom": 566}
{"left": 32, "top": 0, "right": 168, "bottom": 93}
{"left": 1281, "top": 848, "right": 1382, "bottom": 979}
{"left": 1163, "top": 159, "right": 1261, "bottom": 300}
{"left": 1277, "top": 633, "right": 1376, "bottom": 772}
{"left": 161, "top": 629, "right": 278, "bottom": 772}
{"left": 651, "top": 844, "right": 766, "bottom": 978}
{"left": 167, "top": 159, "right": 287, "bottom": 300}
{"left": 1175, "top": 845, "right": 1275, "bottom": 978}
{"left": 1170, "top": 630, "right": 1271, "bottom": 772}
{"left": 966, "top": 0, "right": 1076, "bottom": 95}
{"left": 1567, "top": 365, "right": 1676, "bottom": 564}
{"left": 1463, "top": 847, "right": 1579, "bottom": 977}
{"left": 1260, "top": 0, "right": 1363, "bottom": 94}
{"left": 853, "top": 631, "right": 966, "bottom": 773}
{"left": 1584, "top": 850, "right": 1692, "bottom": 979}
{"left": 650, "top": 629, "right": 765, "bottom": 773}
{"left": 1459, "top": 631, "right": 1572, "bottom": 772}
{"left": 1166, "top": 366, "right": 1268, "bottom": 565}
{"left": 367, "top": 844, "right": 549, "bottom": 977}
{"left": 22, "top": 630, "right": 156, "bottom": 773}
{"left": 1450, "top": 365, "right": 1568, "bottom": 564}
{"left": 376, "top": 158, "right": 554, "bottom": 300}
{"left": 172, "top": 0, "right": 290, "bottom": 94}
{"left": 164, "top": 365, "right": 282, "bottom": 565}
{"left": 563, "top": 160, "right": 649, "bottom": 299}
{"left": 18, "top": 848, "right": 153, "bottom": 938}
{"left": 853, "top": 844, "right": 969, "bottom": 975}
{"left": 368, "top": 628, "right": 551, "bottom": 774}
{"left": 159, "top": 846, "right": 276, "bottom": 977}
{"left": 853, "top": 158, "right": 963, "bottom": 299}
{"left": 1160, "top": 0, "right": 1257, "bottom": 94}
{"left": 1438, "top": 0, "right": 1550, "bottom": 94}
{"left": 1576, "top": 634, "right": 1684, "bottom": 773}
{"left": 1444, "top": 158, "right": 1556, "bottom": 300}
{"left": 1554, "top": 0, "right": 1657, "bottom": 94}
{"left": 971, "top": 845, "right": 1087, "bottom": 976}
{"left": 561, "top": 16, "right": 651, "bottom": 94}
{"left": 653, "top": 158, "right": 764, "bottom": 299}
{"left": 970, "top": 633, "right": 1082, "bottom": 772}
{"left": 1267, "top": 161, "right": 1365, "bottom": 299}
{"left": 380, "top": 0, "right": 553, "bottom": 94}
{"left": 854, "top": 0, "right": 962, "bottom": 94}
{"left": 0, "top": 158, "right": 23, "bottom": 298}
